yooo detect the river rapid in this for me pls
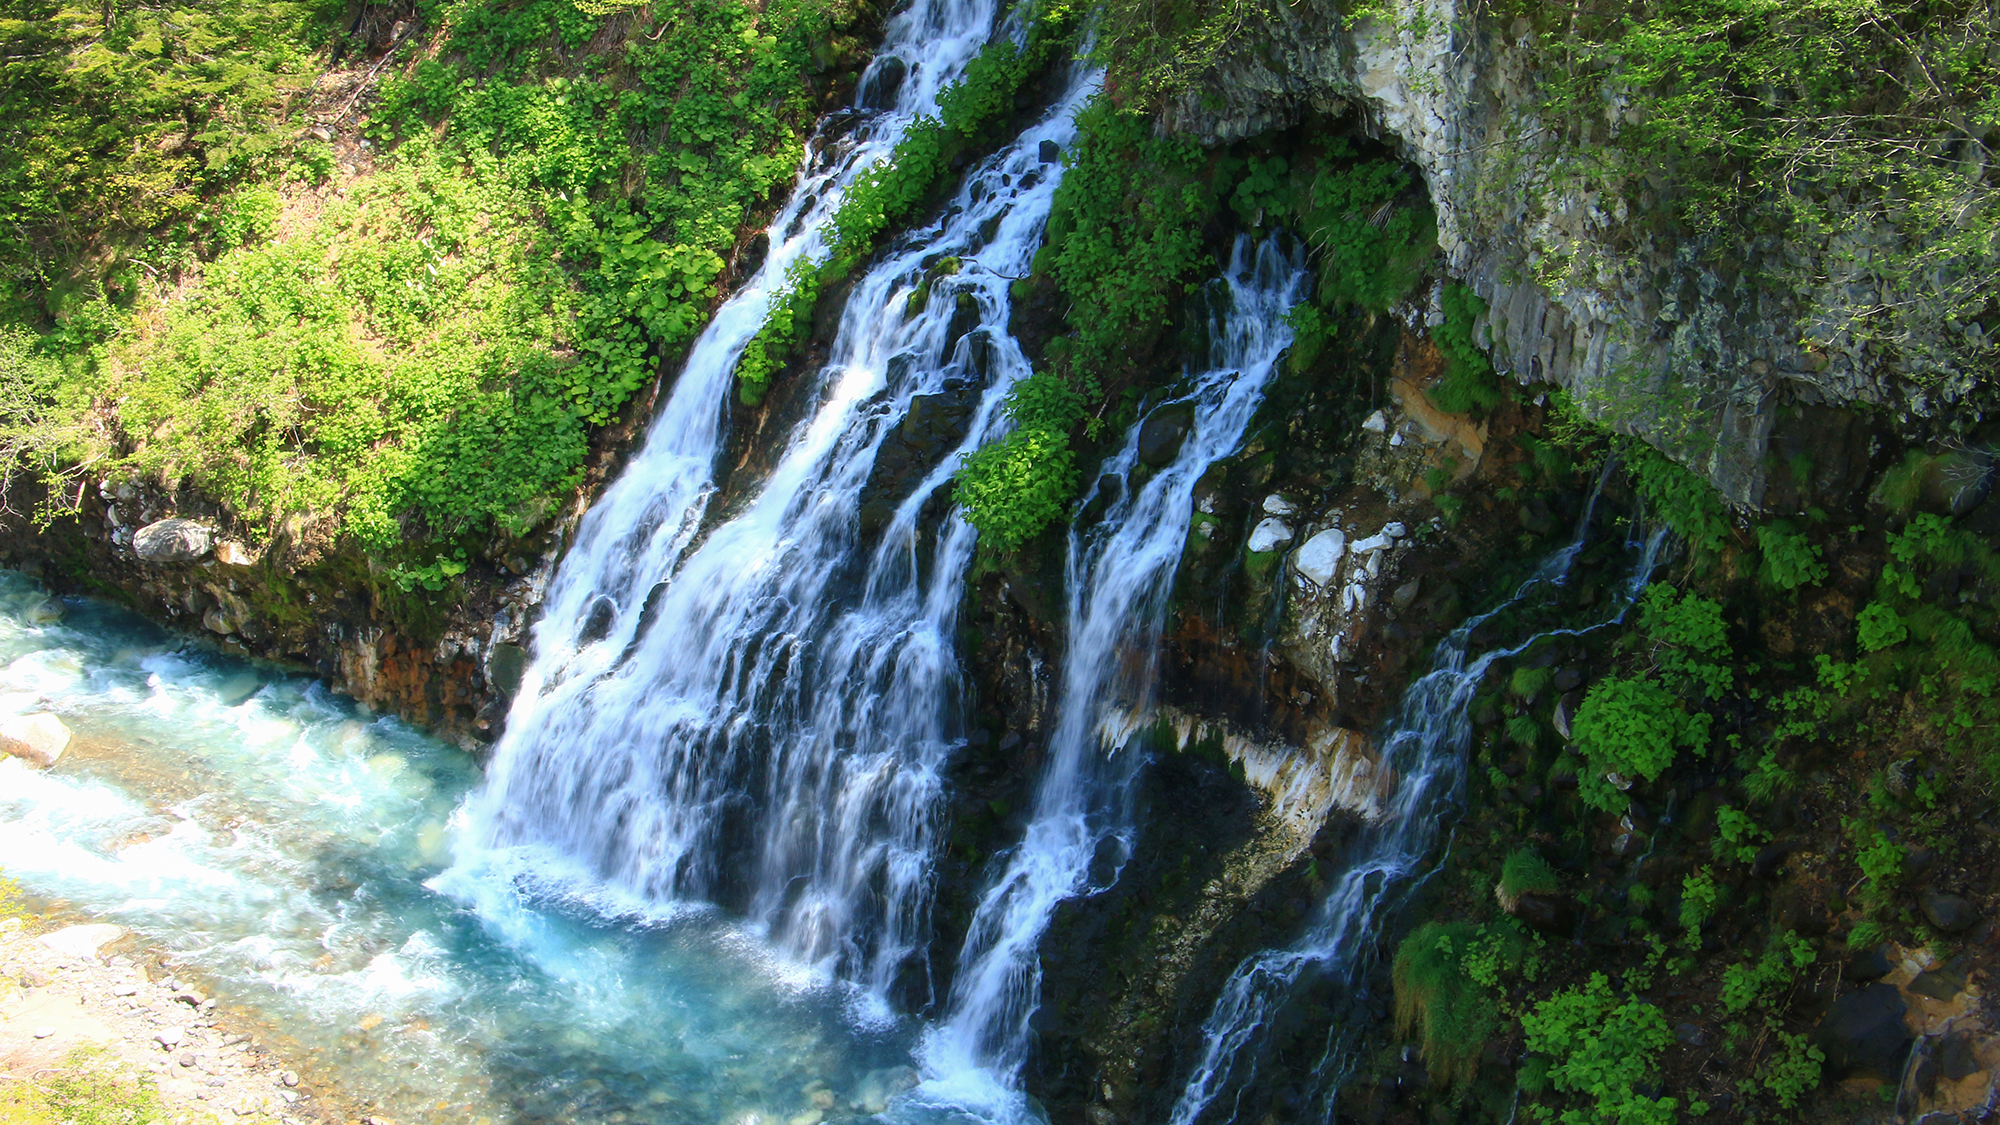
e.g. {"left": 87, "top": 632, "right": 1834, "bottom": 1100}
{"left": 0, "top": 571, "right": 920, "bottom": 1125}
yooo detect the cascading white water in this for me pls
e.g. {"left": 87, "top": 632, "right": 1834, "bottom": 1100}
{"left": 1166, "top": 485, "right": 1668, "bottom": 1125}
{"left": 906, "top": 237, "right": 1311, "bottom": 1117}
{"left": 454, "top": 0, "right": 1100, "bottom": 1007}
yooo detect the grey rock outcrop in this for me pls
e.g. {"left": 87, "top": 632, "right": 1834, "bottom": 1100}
{"left": 1162, "top": 0, "right": 1978, "bottom": 506}
{"left": 132, "top": 518, "right": 215, "bottom": 563}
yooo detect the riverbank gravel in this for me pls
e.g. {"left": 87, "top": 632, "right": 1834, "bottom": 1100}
{"left": 0, "top": 916, "right": 333, "bottom": 1123}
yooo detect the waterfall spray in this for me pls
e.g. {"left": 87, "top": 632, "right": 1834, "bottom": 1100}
{"left": 451, "top": 0, "right": 1097, "bottom": 1008}
{"left": 906, "top": 237, "right": 1310, "bottom": 1119}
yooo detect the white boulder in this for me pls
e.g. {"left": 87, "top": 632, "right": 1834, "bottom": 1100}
{"left": 132, "top": 518, "right": 214, "bottom": 564}
{"left": 37, "top": 923, "right": 126, "bottom": 959}
{"left": 0, "top": 712, "right": 70, "bottom": 768}
{"left": 1293, "top": 529, "right": 1347, "bottom": 586}
{"left": 1246, "top": 518, "right": 1295, "bottom": 553}
{"left": 1361, "top": 409, "right": 1388, "bottom": 434}
{"left": 1261, "top": 494, "right": 1298, "bottom": 516}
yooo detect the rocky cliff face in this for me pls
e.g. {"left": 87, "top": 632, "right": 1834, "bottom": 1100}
{"left": 1161, "top": 0, "right": 1985, "bottom": 508}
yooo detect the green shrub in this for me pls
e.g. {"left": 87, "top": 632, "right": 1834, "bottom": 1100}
{"left": 955, "top": 427, "right": 1079, "bottom": 553}
{"left": 1638, "top": 583, "right": 1733, "bottom": 699}
{"left": 1628, "top": 443, "right": 1729, "bottom": 553}
{"left": 1678, "top": 866, "right": 1719, "bottom": 938}
{"left": 1758, "top": 1031, "right": 1825, "bottom": 1108}
{"left": 1500, "top": 848, "right": 1560, "bottom": 899}
{"left": 1510, "top": 665, "right": 1554, "bottom": 700}
{"left": 1428, "top": 284, "right": 1501, "bottom": 415}
{"left": 1720, "top": 930, "right": 1814, "bottom": 1013}
{"left": 1392, "top": 921, "right": 1500, "bottom": 1088}
{"left": 1713, "top": 805, "right": 1768, "bottom": 863}
{"left": 1756, "top": 523, "right": 1828, "bottom": 590}
{"left": 1857, "top": 602, "right": 1908, "bottom": 652}
{"left": 1521, "top": 973, "right": 1696, "bottom": 1125}
{"left": 1570, "top": 674, "right": 1711, "bottom": 811}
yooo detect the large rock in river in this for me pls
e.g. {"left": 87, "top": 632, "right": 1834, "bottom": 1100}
{"left": 0, "top": 712, "right": 70, "bottom": 768}
{"left": 132, "top": 518, "right": 215, "bottom": 563}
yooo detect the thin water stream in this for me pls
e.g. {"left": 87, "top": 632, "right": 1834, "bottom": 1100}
{"left": 1167, "top": 485, "right": 1668, "bottom": 1125}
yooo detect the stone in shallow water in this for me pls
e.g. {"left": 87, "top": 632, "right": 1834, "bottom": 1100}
{"left": 0, "top": 712, "right": 70, "bottom": 768}
{"left": 36, "top": 922, "right": 124, "bottom": 959}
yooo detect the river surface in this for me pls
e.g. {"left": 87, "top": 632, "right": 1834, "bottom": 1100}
{"left": 0, "top": 571, "right": 920, "bottom": 1125}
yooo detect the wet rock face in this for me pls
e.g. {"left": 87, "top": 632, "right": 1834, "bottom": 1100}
{"left": 1158, "top": 0, "right": 1966, "bottom": 505}
{"left": 2, "top": 474, "right": 555, "bottom": 752}
{"left": 1815, "top": 982, "right": 1913, "bottom": 1080}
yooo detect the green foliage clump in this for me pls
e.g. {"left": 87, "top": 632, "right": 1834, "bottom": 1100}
{"left": 1428, "top": 283, "right": 1500, "bottom": 416}
{"left": 1510, "top": 665, "right": 1553, "bottom": 700}
{"left": 1638, "top": 583, "right": 1732, "bottom": 699}
{"left": 1756, "top": 524, "right": 1827, "bottom": 590}
{"left": 1757, "top": 1031, "right": 1825, "bottom": 1109}
{"left": 1627, "top": 443, "right": 1729, "bottom": 553}
{"left": 1570, "top": 675, "right": 1711, "bottom": 811}
{"left": 1677, "top": 866, "right": 1719, "bottom": 942}
{"left": 1520, "top": 973, "right": 1695, "bottom": 1125}
{"left": 1392, "top": 921, "right": 1533, "bottom": 1088}
{"left": 1713, "top": 804, "right": 1768, "bottom": 863}
{"left": 0, "top": 0, "right": 333, "bottom": 318}
{"left": 955, "top": 372, "right": 1085, "bottom": 551}
{"left": 1281, "top": 149, "right": 1435, "bottom": 312}
{"left": 1500, "top": 848, "right": 1560, "bottom": 899}
{"left": 1719, "top": 930, "right": 1814, "bottom": 1013}
{"left": 1856, "top": 602, "right": 1908, "bottom": 653}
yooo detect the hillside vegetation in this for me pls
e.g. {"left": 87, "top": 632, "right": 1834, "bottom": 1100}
{"left": 1, "top": 0, "right": 870, "bottom": 580}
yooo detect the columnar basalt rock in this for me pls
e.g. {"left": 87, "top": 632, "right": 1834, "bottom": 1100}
{"left": 1161, "top": 0, "right": 1968, "bottom": 507}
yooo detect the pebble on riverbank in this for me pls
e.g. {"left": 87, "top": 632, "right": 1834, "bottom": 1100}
{"left": 0, "top": 916, "right": 329, "bottom": 1123}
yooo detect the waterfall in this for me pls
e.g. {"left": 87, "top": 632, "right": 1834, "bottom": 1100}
{"left": 1166, "top": 482, "right": 1668, "bottom": 1125}
{"left": 910, "top": 237, "right": 1312, "bottom": 1116}
{"left": 451, "top": 0, "right": 1098, "bottom": 1008}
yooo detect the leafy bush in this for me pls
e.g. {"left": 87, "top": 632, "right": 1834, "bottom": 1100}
{"left": 1756, "top": 524, "right": 1828, "bottom": 589}
{"left": 1713, "top": 805, "right": 1768, "bottom": 863}
{"left": 1638, "top": 583, "right": 1732, "bottom": 699}
{"left": 1720, "top": 930, "right": 1814, "bottom": 1013}
{"left": 1678, "top": 866, "right": 1719, "bottom": 940}
{"left": 1428, "top": 284, "right": 1501, "bottom": 415}
{"left": 1510, "top": 665, "right": 1554, "bottom": 700}
{"left": 1627, "top": 443, "right": 1729, "bottom": 553}
{"left": 1393, "top": 922, "right": 1501, "bottom": 1087}
{"left": 1857, "top": 602, "right": 1908, "bottom": 653}
{"left": 1757, "top": 1031, "right": 1825, "bottom": 1109}
{"left": 1521, "top": 973, "right": 1696, "bottom": 1125}
{"left": 1570, "top": 674, "right": 1711, "bottom": 811}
